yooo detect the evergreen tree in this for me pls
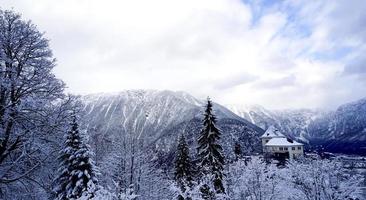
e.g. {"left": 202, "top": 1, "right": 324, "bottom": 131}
{"left": 174, "top": 134, "right": 194, "bottom": 200}
{"left": 55, "top": 117, "right": 98, "bottom": 200}
{"left": 234, "top": 142, "right": 242, "bottom": 161}
{"left": 197, "top": 98, "right": 225, "bottom": 197}
{"left": 115, "top": 157, "right": 127, "bottom": 198}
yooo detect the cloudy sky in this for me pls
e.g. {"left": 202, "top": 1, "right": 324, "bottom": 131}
{"left": 2, "top": 0, "right": 366, "bottom": 109}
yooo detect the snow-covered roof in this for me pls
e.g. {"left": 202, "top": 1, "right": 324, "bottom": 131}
{"left": 265, "top": 137, "right": 303, "bottom": 146}
{"left": 260, "top": 126, "right": 285, "bottom": 138}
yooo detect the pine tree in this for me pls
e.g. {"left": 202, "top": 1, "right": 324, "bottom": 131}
{"left": 174, "top": 134, "right": 194, "bottom": 200}
{"left": 55, "top": 117, "right": 98, "bottom": 200}
{"left": 197, "top": 98, "right": 225, "bottom": 197}
{"left": 115, "top": 157, "right": 127, "bottom": 198}
{"left": 234, "top": 142, "right": 242, "bottom": 161}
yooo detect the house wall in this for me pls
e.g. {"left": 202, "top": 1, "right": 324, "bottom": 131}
{"left": 288, "top": 146, "right": 304, "bottom": 159}
{"left": 265, "top": 145, "right": 304, "bottom": 159}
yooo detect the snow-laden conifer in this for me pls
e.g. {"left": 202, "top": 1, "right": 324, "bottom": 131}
{"left": 174, "top": 134, "right": 194, "bottom": 199}
{"left": 55, "top": 116, "right": 98, "bottom": 200}
{"left": 197, "top": 98, "right": 225, "bottom": 197}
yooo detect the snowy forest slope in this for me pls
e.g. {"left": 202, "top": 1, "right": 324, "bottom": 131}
{"left": 227, "top": 98, "right": 366, "bottom": 155}
{"left": 82, "top": 90, "right": 366, "bottom": 156}
{"left": 81, "top": 90, "right": 264, "bottom": 168}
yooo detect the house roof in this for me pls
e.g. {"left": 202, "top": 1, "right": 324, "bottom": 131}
{"left": 260, "top": 126, "right": 285, "bottom": 138}
{"left": 265, "top": 137, "right": 303, "bottom": 146}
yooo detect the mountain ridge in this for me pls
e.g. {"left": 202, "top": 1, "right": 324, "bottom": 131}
{"left": 81, "top": 90, "right": 265, "bottom": 169}
{"left": 81, "top": 90, "right": 365, "bottom": 155}
{"left": 227, "top": 98, "right": 366, "bottom": 155}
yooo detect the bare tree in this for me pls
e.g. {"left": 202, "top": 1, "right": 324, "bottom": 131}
{"left": 0, "top": 9, "right": 71, "bottom": 198}
{"left": 287, "top": 158, "right": 363, "bottom": 200}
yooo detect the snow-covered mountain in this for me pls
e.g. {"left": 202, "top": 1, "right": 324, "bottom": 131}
{"left": 308, "top": 98, "right": 366, "bottom": 154}
{"left": 226, "top": 104, "right": 325, "bottom": 142}
{"left": 82, "top": 90, "right": 257, "bottom": 139}
{"left": 81, "top": 90, "right": 264, "bottom": 167}
{"left": 227, "top": 98, "right": 366, "bottom": 155}
{"left": 81, "top": 90, "right": 365, "bottom": 156}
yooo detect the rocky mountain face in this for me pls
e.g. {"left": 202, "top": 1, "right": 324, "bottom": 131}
{"left": 226, "top": 105, "right": 326, "bottom": 142}
{"left": 227, "top": 98, "right": 366, "bottom": 155}
{"left": 309, "top": 98, "right": 366, "bottom": 154}
{"left": 81, "top": 90, "right": 264, "bottom": 168}
{"left": 81, "top": 90, "right": 366, "bottom": 161}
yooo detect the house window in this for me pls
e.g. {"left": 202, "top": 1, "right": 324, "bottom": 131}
{"left": 265, "top": 140, "right": 269, "bottom": 143}
{"left": 284, "top": 147, "right": 288, "bottom": 150}
{"left": 292, "top": 147, "right": 295, "bottom": 150}
{"left": 279, "top": 147, "right": 283, "bottom": 151}
{"left": 298, "top": 147, "right": 302, "bottom": 150}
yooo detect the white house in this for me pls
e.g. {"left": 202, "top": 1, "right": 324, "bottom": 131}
{"left": 261, "top": 126, "right": 304, "bottom": 160}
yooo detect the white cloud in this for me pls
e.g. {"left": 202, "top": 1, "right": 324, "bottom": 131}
{"left": 2, "top": 0, "right": 366, "bottom": 109}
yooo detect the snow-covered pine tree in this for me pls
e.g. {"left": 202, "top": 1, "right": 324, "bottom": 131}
{"left": 174, "top": 134, "right": 194, "bottom": 199}
{"left": 55, "top": 116, "right": 98, "bottom": 200}
{"left": 115, "top": 157, "right": 127, "bottom": 197}
{"left": 197, "top": 98, "right": 225, "bottom": 197}
{"left": 233, "top": 142, "right": 242, "bottom": 161}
